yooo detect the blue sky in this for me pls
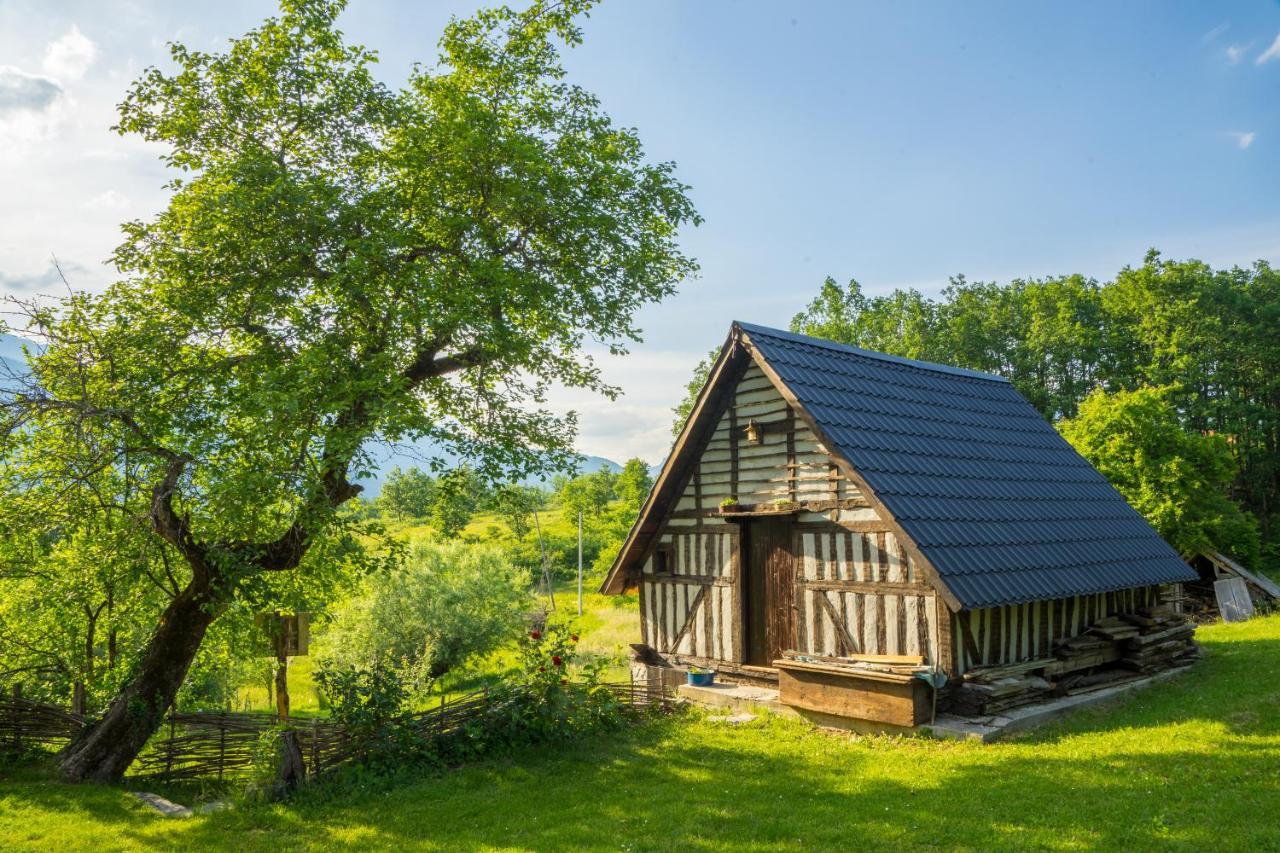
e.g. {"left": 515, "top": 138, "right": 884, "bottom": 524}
{"left": 1, "top": 1, "right": 1277, "bottom": 463}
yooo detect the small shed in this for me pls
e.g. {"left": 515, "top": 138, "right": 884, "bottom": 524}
{"left": 1183, "top": 550, "right": 1280, "bottom": 621}
{"left": 603, "top": 322, "right": 1198, "bottom": 721}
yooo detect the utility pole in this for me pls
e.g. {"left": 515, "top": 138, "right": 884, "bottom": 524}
{"left": 577, "top": 510, "right": 584, "bottom": 617}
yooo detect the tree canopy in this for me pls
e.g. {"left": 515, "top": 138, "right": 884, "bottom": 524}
{"left": 1059, "top": 386, "right": 1259, "bottom": 563}
{"left": 0, "top": 0, "right": 697, "bottom": 782}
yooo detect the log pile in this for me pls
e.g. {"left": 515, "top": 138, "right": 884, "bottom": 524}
{"left": 951, "top": 657, "right": 1056, "bottom": 715}
{"left": 1116, "top": 609, "right": 1200, "bottom": 673}
{"left": 953, "top": 607, "right": 1198, "bottom": 716}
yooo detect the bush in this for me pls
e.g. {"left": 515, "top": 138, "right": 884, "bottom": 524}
{"left": 317, "top": 542, "right": 529, "bottom": 694}
{"left": 481, "top": 623, "right": 625, "bottom": 746}
{"left": 314, "top": 664, "right": 422, "bottom": 771}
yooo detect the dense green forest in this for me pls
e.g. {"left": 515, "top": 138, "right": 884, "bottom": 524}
{"left": 673, "top": 253, "right": 1277, "bottom": 570}
{"left": 784, "top": 253, "right": 1278, "bottom": 569}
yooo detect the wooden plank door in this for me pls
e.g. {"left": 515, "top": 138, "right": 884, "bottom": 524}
{"left": 744, "top": 518, "right": 796, "bottom": 666}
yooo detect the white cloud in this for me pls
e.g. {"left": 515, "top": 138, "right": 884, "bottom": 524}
{"left": 0, "top": 66, "right": 62, "bottom": 113}
{"left": 1226, "top": 43, "right": 1250, "bottom": 64}
{"left": 42, "top": 25, "right": 97, "bottom": 81}
{"left": 1201, "top": 22, "right": 1229, "bottom": 44}
{"left": 0, "top": 66, "right": 68, "bottom": 152}
{"left": 1231, "top": 131, "right": 1256, "bottom": 150}
{"left": 1257, "top": 32, "right": 1280, "bottom": 65}
{"left": 84, "top": 189, "right": 130, "bottom": 210}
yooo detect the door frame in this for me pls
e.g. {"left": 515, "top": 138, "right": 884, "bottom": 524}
{"left": 740, "top": 517, "right": 796, "bottom": 667}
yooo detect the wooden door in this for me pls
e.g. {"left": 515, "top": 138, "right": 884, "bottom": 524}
{"left": 744, "top": 518, "right": 796, "bottom": 666}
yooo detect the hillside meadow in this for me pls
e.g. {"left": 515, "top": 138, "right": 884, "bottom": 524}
{"left": 3, "top": 614, "right": 1278, "bottom": 851}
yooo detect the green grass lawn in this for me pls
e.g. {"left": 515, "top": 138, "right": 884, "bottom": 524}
{"left": 4, "top": 615, "right": 1280, "bottom": 851}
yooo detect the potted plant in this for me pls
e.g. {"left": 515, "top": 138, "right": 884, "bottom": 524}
{"left": 772, "top": 499, "right": 797, "bottom": 512}
{"left": 717, "top": 497, "right": 739, "bottom": 514}
{"left": 686, "top": 665, "right": 716, "bottom": 687}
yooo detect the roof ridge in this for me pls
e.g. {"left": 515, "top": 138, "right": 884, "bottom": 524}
{"left": 734, "top": 321, "right": 1010, "bottom": 383}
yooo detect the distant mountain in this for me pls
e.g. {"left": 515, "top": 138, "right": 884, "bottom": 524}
{"left": 355, "top": 438, "right": 632, "bottom": 498}
{"left": 0, "top": 332, "right": 33, "bottom": 384}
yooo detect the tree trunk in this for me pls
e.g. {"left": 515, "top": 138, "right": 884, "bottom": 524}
{"left": 57, "top": 577, "right": 223, "bottom": 783}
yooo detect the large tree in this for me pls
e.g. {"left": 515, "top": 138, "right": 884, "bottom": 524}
{"left": 0, "top": 0, "right": 697, "bottom": 782}
{"left": 1059, "top": 386, "right": 1259, "bottom": 563}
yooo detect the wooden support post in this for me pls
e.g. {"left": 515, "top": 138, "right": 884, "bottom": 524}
{"left": 164, "top": 712, "right": 176, "bottom": 778}
{"left": 275, "top": 642, "right": 290, "bottom": 721}
{"left": 311, "top": 718, "right": 320, "bottom": 778}
{"left": 218, "top": 712, "right": 227, "bottom": 781}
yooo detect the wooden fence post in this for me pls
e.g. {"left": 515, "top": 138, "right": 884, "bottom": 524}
{"left": 310, "top": 718, "right": 319, "bottom": 778}
{"left": 164, "top": 712, "right": 176, "bottom": 779}
{"left": 11, "top": 684, "right": 21, "bottom": 752}
{"left": 217, "top": 712, "right": 227, "bottom": 782}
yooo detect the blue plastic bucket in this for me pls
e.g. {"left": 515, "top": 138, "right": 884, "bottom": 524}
{"left": 686, "top": 669, "right": 716, "bottom": 687}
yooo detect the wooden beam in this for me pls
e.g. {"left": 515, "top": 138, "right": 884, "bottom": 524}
{"left": 816, "top": 590, "right": 860, "bottom": 654}
{"left": 646, "top": 574, "right": 733, "bottom": 587}
{"left": 799, "top": 578, "right": 935, "bottom": 596}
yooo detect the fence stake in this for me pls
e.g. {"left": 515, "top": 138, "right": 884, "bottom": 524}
{"left": 165, "top": 712, "right": 176, "bottom": 779}
{"left": 218, "top": 712, "right": 227, "bottom": 782}
{"left": 11, "top": 684, "right": 21, "bottom": 752}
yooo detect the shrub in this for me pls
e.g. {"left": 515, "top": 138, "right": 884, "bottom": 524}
{"left": 317, "top": 542, "right": 529, "bottom": 694}
{"left": 314, "top": 664, "right": 422, "bottom": 771}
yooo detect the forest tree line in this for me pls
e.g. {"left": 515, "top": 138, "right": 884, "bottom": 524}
{"left": 680, "top": 252, "right": 1278, "bottom": 570}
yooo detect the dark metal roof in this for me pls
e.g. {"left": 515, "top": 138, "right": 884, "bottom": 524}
{"left": 738, "top": 322, "right": 1197, "bottom": 609}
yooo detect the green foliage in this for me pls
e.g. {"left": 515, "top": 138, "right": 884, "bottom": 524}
{"left": 313, "top": 665, "right": 430, "bottom": 776}
{"left": 555, "top": 466, "right": 617, "bottom": 524}
{"left": 491, "top": 484, "right": 546, "bottom": 541}
{"left": 317, "top": 542, "right": 529, "bottom": 692}
{"left": 378, "top": 468, "right": 436, "bottom": 520}
{"left": 0, "top": 0, "right": 696, "bottom": 751}
{"left": 427, "top": 469, "right": 484, "bottom": 539}
{"left": 614, "top": 458, "right": 654, "bottom": 511}
{"left": 498, "top": 622, "right": 623, "bottom": 742}
{"left": 1058, "top": 386, "right": 1260, "bottom": 562}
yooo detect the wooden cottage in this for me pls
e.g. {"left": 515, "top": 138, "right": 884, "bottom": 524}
{"left": 602, "top": 322, "right": 1198, "bottom": 722}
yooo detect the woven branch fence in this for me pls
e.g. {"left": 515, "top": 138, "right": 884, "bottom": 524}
{"left": 1, "top": 680, "right": 673, "bottom": 784}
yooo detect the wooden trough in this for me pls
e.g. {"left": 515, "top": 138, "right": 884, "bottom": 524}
{"left": 774, "top": 657, "right": 931, "bottom": 727}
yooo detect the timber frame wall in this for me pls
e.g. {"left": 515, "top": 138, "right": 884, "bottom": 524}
{"left": 636, "top": 361, "right": 951, "bottom": 674}
{"left": 632, "top": 349, "right": 1177, "bottom": 681}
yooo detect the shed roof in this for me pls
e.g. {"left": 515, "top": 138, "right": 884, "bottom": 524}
{"left": 735, "top": 322, "right": 1196, "bottom": 608}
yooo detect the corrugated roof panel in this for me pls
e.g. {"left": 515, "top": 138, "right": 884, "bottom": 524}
{"left": 739, "top": 321, "right": 1196, "bottom": 609}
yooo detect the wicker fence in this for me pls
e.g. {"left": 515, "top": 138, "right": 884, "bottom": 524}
{"left": 2, "top": 680, "right": 673, "bottom": 784}
{"left": 0, "top": 692, "right": 84, "bottom": 752}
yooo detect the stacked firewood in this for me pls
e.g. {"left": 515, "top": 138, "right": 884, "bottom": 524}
{"left": 1115, "top": 609, "right": 1200, "bottom": 673}
{"left": 951, "top": 659, "right": 1055, "bottom": 715}
{"left": 953, "top": 607, "right": 1198, "bottom": 716}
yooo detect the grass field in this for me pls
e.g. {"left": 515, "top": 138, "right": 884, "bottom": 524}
{"left": 3, "top": 614, "right": 1279, "bottom": 851}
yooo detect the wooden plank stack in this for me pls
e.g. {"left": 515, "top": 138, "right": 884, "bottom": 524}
{"left": 953, "top": 607, "right": 1198, "bottom": 716}
{"left": 952, "top": 658, "right": 1056, "bottom": 715}
{"left": 1116, "top": 609, "right": 1200, "bottom": 672}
